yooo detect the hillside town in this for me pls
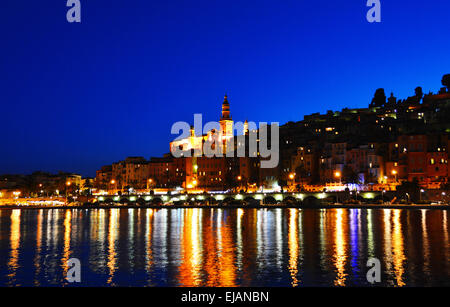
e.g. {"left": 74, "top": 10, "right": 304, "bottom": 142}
{"left": 1, "top": 75, "right": 450, "bottom": 202}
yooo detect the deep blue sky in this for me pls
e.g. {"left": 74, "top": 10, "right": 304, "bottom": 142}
{"left": 1, "top": 1, "right": 449, "bottom": 177}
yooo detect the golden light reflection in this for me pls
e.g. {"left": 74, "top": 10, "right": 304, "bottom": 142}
{"left": 178, "top": 209, "right": 203, "bottom": 286}
{"left": 107, "top": 209, "right": 119, "bottom": 285}
{"left": 333, "top": 209, "right": 347, "bottom": 286}
{"left": 145, "top": 209, "right": 154, "bottom": 275}
{"left": 392, "top": 210, "right": 406, "bottom": 287}
{"left": 8, "top": 210, "right": 21, "bottom": 283}
{"left": 216, "top": 213, "right": 236, "bottom": 286}
{"left": 203, "top": 212, "right": 220, "bottom": 285}
{"left": 200, "top": 210, "right": 237, "bottom": 287}
{"left": 0, "top": 207, "right": 448, "bottom": 287}
{"left": 382, "top": 209, "right": 393, "bottom": 276}
{"left": 288, "top": 209, "right": 299, "bottom": 286}
{"left": 62, "top": 210, "right": 72, "bottom": 277}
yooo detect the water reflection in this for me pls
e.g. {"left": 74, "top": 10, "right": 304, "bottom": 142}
{"left": 391, "top": 210, "right": 406, "bottom": 287}
{"left": 0, "top": 208, "right": 448, "bottom": 287}
{"left": 34, "top": 210, "right": 43, "bottom": 286}
{"left": 62, "top": 210, "right": 72, "bottom": 277}
{"left": 288, "top": 209, "right": 299, "bottom": 286}
{"left": 107, "top": 209, "right": 119, "bottom": 285}
{"left": 8, "top": 210, "right": 20, "bottom": 285}
{"left": 333, "top": 209, "right": 347, "bottom": 286}
{"left": 178, "top": 209, "right": 203, "bottom": 286}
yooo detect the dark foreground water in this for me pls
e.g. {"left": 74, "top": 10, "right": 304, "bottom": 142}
{"left": 0, "top": 208, "right": 448, "bottom": 287}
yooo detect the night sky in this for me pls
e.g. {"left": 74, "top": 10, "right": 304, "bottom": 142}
{"left": 1, "top": 0, "right": 449, "bottom": 177}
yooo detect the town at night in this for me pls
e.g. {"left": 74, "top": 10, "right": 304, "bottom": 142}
{"left": 0, "top": 0, "right": 448, "bottom": 298}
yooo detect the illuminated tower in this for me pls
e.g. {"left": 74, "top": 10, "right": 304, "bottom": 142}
{"left": 221, "top": 94, "right": 231, "bottom": 120}
{"left": 220, "top": 94, "right": 233, "bottom": 142}
{"left": 244, "top": 119, "right": 249, "bottom": 135}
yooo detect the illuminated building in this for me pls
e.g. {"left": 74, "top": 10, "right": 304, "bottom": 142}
{"left": 170, "top": 95, "right": 236, "bottom": 155}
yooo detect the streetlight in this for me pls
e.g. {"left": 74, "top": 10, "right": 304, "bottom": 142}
{"left": 147, "top": 178, "right": 153, "bottom": 192}
{"left": 334, "top": 171, "right": 342, "bottom": 204}
{"left": 334, "top": 171, "right": 341, "bottom": 184}
{"left": 391, "top": 170, "right": 397, "bottom": 182}
{"left": 236, "top": 176, "right": 242, "bottom": 192}
{"left": 382, "top": 189, "right": 385, "bottom": 204}
{"left": 110, "top": 180, "right": 116, "bottom": 195}
{"left": 420, "top": 189, "right": 425, "bottom": 202}
{"left": 66, "top": 181, "right": 71, "bottom": 202}
{"left": 288, "top": 173, "right": 296, "bottom": 192}
{"left": 333, "top": 171, "right": 341, "bottom": 203}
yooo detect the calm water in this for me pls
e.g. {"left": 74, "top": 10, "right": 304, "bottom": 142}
{"left": 0, "top": 208, "right": 448, "bottom": 287}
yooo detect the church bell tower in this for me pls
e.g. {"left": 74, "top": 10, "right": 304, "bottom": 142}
{"left": 219, "top": 95, "right": 234, "bottom": 150}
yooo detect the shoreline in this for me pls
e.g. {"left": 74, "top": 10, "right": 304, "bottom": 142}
{"left": 0, "top": 203, "right": 448, "bottom": 210}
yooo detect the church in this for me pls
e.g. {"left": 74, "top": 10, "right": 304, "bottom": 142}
{"left": 170, "top": 95, "right": 249, "bottom": 157}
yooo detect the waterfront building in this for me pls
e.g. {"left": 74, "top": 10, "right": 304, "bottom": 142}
{"left": 93, "top": 82, "right": 450, "bottom": 194}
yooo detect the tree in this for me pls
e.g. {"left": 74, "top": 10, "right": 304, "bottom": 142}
{"left": 370, "top": 88, "right": 386, "bottom": 108}
{"left": 442, "top": 74, "right": 450, "bottom": 91}
{"left": 83, "top": 179, "right": 93, "bottom": 196}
